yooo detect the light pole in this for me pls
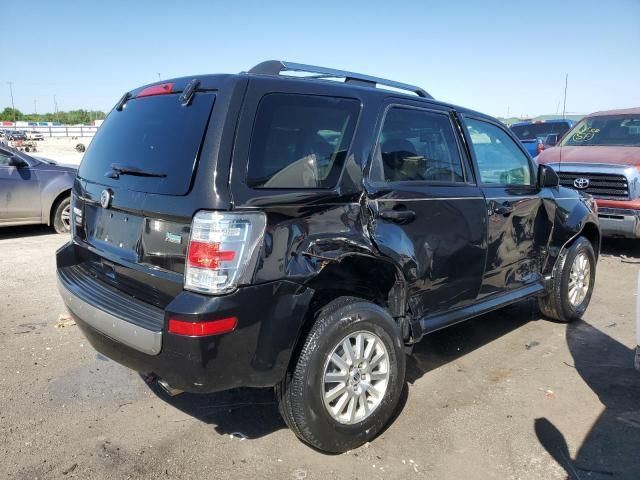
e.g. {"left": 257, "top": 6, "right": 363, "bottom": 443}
{"left": 7, "top": 81, "right": 15, "bottom": 124}
{"left": 53, "top": 94, "right": 59, "bottom": 123}
{"left": 562, "top": 74, "right": 568, "bottom": 120}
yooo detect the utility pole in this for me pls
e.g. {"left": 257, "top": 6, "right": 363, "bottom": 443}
{"left": 34, "top": 99, "right": 37, "bottom": 115}
{"left": 157, "top": 73, "right": 161, "bottom": 81}
{"left": 53, "top": 94, "right": 59, "bottom": 123}
{"left": 562, "top": 74, "right": 568, "bottom": 120}
{"left": 7, "top": 81, "right": 15, "bottom": 124}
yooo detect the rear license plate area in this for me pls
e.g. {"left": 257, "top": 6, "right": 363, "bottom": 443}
{"left": 86, "top": 206, "right": 143, "bottom": 261}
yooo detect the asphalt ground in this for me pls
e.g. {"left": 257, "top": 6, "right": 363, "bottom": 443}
{"left": 1, "top": 226, "right": 638, "bottom": 479}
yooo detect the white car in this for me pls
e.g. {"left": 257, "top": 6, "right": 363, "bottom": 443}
{"left": 27, "top": 130, "right": 45, "bottom": 141}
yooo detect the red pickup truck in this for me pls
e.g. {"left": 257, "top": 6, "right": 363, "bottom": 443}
{"left": 537, "top": 107, "right": 640, "bottom": 239}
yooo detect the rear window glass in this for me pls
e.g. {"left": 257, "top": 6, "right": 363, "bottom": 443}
{"left": 510, "top": 122, "right": 571, "bottom": 141}
{"left": 247, "top": 94, "right": 360, "bottom": 189}
{"left": 78, "top": 93, "right": 215, "bottom": 195}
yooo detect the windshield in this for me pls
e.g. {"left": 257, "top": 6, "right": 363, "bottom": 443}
{"left": 78, "top": 92, "right": 215, "bottom": 195}
{"left": 510, "top": 122, "right": 571, "bottom": 142}
{"left": 561, "top": 115, "right": 640, "bottom": 147}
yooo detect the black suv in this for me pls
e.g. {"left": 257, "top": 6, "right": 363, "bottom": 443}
{"left": 57, "top": 61, "right": 600, "bottom": 453}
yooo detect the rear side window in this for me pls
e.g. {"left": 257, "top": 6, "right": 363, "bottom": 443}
{"left": 78, "top": 93, "right": 215, "bottom": 195}
{"left": 247, "top": 94, "right": 360, "bottom": 189}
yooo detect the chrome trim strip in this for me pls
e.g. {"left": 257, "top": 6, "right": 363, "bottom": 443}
{"left": 375, "top": 196, "right": 484, "bottom": 202}
{"left": 57, "top": 275, "right": 162, "bottom": 355}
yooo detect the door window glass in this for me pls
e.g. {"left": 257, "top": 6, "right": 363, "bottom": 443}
{"left": 0, "top": 151, "right": 12, "bottom": 166}
{"left": 465, "top": 118, "right": 533, "bottom": 186}
{"left": 372, "top": 107, "right": 465, "bottom": 183}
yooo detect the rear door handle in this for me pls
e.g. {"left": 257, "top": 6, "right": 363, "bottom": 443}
{"left": 378, "top": 209, "right": 416, "bottom": 223}
{"left": 493, "top": 202, "right": 514, "bottom": 217}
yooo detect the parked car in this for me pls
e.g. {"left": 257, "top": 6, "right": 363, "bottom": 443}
{"left": 0, "top": 146, "right": 76, "bottom": 233}
{"left": 510, "top": 119, "right": 574, "bottom": 157}
{"left": 6, "top": 130, "right": 27, "bottom": 141}
{"left": 56, "top": 60, "right": 600, "bottom": 453}
{"left": 636, "top": 271, "right": 640, "bottom": 372}
{"left": 26, "top": 130, "right": 45, "bottom": 141}
{"left": 537, "top": 107, "right": 640, "bottom": 239}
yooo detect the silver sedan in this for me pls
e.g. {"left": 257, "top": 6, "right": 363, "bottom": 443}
{"left": 0, "top": 146, "right": 77, "bottom": 233}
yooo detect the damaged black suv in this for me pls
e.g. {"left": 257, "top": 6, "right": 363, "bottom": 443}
{"left": 57, "top": 61, "right": 600, "bottom": 453}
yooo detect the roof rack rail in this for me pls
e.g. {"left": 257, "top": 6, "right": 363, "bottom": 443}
{"left": 248, "top": 60, "right": 433, "bottom": 99}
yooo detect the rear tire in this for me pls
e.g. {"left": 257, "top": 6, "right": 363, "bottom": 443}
{"left": 52, "top": 196, "right": 71, "bottom": 234}
{"left": 276, "top": 296, "right": 406, "bottom": 453}
{"left": 539, "top": 236, "right": 596, "bottom": 322}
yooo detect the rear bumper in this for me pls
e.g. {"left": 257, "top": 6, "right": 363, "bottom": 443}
{"left": 56, "top": 242, "right": 314, "bottom": 393}
{"left": 597, "top": 208, "right": 640, "bottom": 239}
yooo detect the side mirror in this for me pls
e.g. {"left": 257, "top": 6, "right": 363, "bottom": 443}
{"left": 538, "top": 164, "right": 559, "bottom": 188}
{"left": 9, "top": 156, "right": 28, "bottom": 168}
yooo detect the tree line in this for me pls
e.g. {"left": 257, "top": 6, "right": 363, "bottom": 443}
{"left": 0, "top": 107, "right": 107, "bottom": 124}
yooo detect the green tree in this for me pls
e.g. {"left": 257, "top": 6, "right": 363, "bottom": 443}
{"left": 0, "top": 107, "right": 23, "bottom": 122}
{"left": 0, "top": 107, "right": 106, "bottom": 124}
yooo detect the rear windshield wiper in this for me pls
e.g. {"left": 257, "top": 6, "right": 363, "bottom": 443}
{"left": 105, "top": 163, "right": 167, "bottom": 179}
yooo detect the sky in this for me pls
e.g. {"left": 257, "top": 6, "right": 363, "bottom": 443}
{"left": 2, "top": 0, "right": 639, "bottom": 118}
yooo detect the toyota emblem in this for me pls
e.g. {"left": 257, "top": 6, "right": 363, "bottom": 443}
{"left": 573, "top": 178, "right": 590, "bottom": 189}
{"left": 100, "top": 189, "right": 113, "bottom": 209}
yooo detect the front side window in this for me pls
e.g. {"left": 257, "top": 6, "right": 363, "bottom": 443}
{"left": 371, "top": 107, "right": 465, "bottom": 183}
{"left": 0, "top": 151, "right": 11, "bottom": 166}
{"left": 561, "top": 115, "right": 640, "bottom": 147}
{"left": 465, "top": 118, "right": 533, "bottom": 186}
{"left": 247, "top": 94, "right": 360, "bottom": 189}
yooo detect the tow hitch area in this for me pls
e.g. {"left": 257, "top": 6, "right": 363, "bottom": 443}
{"left": 141, "top": 373, "right": 184, "bottom": 396}
{"left": 157, "top": 379, "right": 184, "bottom": 397}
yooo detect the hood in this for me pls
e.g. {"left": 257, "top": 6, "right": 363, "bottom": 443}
{"left": 537, "top": 145, "right": 640, "bottom": 167}
{"left": 34, "top": 156, "right": 78, "bottom": 172}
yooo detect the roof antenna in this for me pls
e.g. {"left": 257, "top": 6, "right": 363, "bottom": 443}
{"left": 559, "top": 73, "right": 568, "bottom": 169}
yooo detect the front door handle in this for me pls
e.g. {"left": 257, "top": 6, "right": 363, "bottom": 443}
{"left": 379, "top": 209, "right": 416, "bottom": 223}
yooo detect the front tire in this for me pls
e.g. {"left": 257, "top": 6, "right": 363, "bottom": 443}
{"left": 52, "top": 196, "right": 71, "bottom": 234}
{"left": 277, "top": 296, "right": 406, "bottom": 453}
{"left": 539, "top": 236, "right": 596, "bottom": 322}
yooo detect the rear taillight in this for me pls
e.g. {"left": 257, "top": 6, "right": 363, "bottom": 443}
{"left": 536, "top": 141, "right": 545, "bottom": 155}
{"left": 184, "top": 211, "right": 267, "bottom": 294}
{"left": 71, "top": 192, "right": 83, "bottom": 231}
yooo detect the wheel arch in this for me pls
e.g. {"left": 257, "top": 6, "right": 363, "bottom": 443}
{"left": 545, "top": 220, "right": 601, "bottom": 278}
{"left": 306, "top": 253, "right": 407, "bottom": 313}
{"left": 47, "top": 189, "right": 71, "bottom": 225}
{"left": 287, "top": 253, "right": 410, "bottom": 374}
{"left": 579, "top": 221, "right": 600, "bottom": 261}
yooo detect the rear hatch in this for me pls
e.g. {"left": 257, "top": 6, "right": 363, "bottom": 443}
{"left": 73, "top": 81, "right": 217, "bottom": 308}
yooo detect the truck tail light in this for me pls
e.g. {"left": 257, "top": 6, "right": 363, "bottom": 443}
{"left": 537, "top": 141, "right": 545, "bottom": 155}
{"left": 184, "top": 211, "right": 267, "bottom": 294}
